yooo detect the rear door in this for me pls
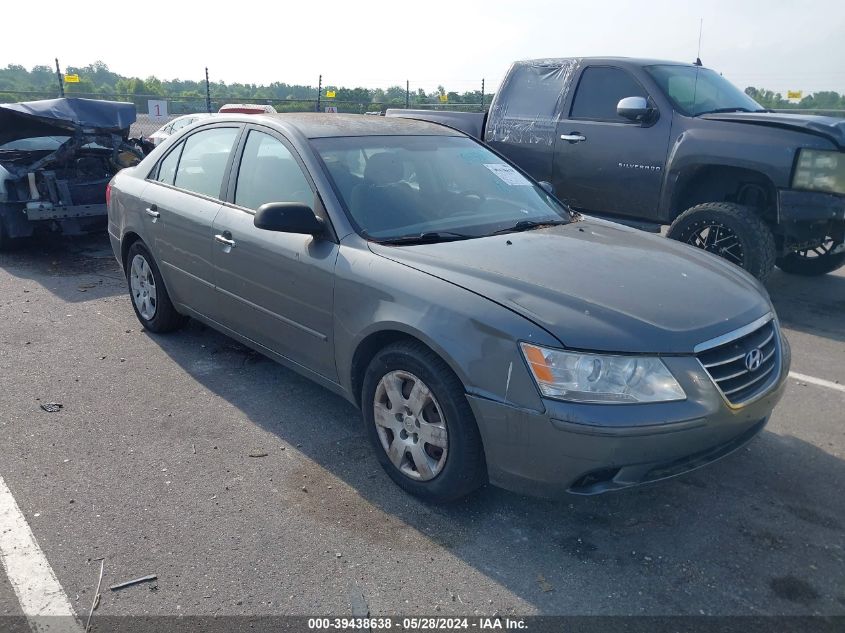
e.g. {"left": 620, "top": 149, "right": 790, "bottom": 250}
{"left": 211, "top": 126, "right": 339, "bottom": 380}
{"left": 141, "top": 124, "right": 241, "bottom": 316}
{"left": 485, "top": 61, "right": 570, "bottom": 183}
{"left": 552, "top": 65, "right": 672, "bottom": 218}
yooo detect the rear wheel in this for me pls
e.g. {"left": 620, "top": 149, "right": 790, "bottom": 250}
{"left": 125, "top": 241, "right": 186, "bottom": 333}
{"left": 361, "top": 341, "right": 486, "bottom": 502}
{"left": 776, "top": 237, "right": 845, "bottom": 276}
{"left": 667, "top": 202, "right": 776, "bottom": 281}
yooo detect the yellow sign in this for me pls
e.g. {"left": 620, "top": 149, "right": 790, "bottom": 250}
{"left": 64, "top": 74, "right": 80, "bottom": 83}
{"left": 787, "top": 90, "right": 803, "bottom": 100}
{"left": 326, "top": 90, "right": 336, "bottom": 99}
{"left": 439, "top": 94, "right": 448, "bottom": 103}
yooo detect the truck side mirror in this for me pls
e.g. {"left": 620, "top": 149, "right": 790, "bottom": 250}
{"left": 617, "top": 97, "right": 654, "bottom": 123}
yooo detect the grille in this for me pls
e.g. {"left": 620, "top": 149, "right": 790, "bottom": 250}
{"left": 696, "top": 317, "right": 780, "bottom": 406}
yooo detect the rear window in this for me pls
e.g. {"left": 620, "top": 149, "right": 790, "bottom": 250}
{"left": 171, "top": 127, "right": 239, "bottom": 198}
{"left": 498, "top": 64, "right": 567, "bottom": 119}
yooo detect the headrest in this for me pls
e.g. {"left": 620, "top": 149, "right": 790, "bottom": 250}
{"left": 364, "top": 152, "right": 403, "bottom": 186}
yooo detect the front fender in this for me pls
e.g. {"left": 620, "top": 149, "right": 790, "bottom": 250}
{"left": 333, "top": 242, "right": 556, "bottom": 412}
{"left": 659, "top": 115, "right": 837, "bottom": 221}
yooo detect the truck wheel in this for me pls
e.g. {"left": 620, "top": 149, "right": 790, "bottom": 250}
{"left": 361, "top": 340, "right": 486, "bottom": 502}
{"left": 667, "top": 202, "right": 776, "bottom": 281}
{"left": 776, "top": 238, "right": 845, "bottom": 276}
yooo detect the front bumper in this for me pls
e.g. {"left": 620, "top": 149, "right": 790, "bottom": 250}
{"left": 467, "top": 335, "right": 790, "bottom": 497}
{"left": 778, "top": 189, "right": 845, "bottom": 237}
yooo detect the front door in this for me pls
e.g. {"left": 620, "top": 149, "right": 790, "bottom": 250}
{"left": 211, "top": 128, "right": 339, "bottom": 380}
{"left": 552, "top": 65, "right": 672, "bottom": 219}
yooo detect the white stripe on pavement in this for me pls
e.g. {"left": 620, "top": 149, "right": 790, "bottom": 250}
{"left": 789, "top": 371, "right": 845, "bottom": 394}
{"left": 0, "top": 474, "right": 84, "bottom": 633}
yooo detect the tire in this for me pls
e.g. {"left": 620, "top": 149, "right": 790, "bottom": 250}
{"left": 776, "top": 238, "right": 845, "bottom": 276}
{"left": 124, "top": 241, "right": 186, "bottom": 333}
{"left": 667, "top": 202, "right": 776, "bottom": 281}
{"left": 361, "top": 340, "right": 486, "bottom": 502}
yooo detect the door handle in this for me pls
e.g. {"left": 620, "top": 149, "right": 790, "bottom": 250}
{"left": 144, "top": 204, "right": 160, "bottom": 219}
{"left": 560, "top": 133, "right": 586, "bottom": 143}
{"left": 214, "top": 234, "right": 236, "bottom": 248}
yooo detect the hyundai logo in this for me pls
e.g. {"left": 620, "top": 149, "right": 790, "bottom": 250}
{"left": 745, "top": 348, "right": 763, "bottom": 372}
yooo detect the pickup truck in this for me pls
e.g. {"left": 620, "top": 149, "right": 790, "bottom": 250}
{"left": 387, "top": 57, "right": 845, "bottom": 279}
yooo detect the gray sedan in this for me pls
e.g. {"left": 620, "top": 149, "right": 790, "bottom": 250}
{"left": 107, "top": 113, "right": 789, "bottom": 501}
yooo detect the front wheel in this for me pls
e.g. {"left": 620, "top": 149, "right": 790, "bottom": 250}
{"left": 361, "top": 341, "right": 486, "bottom": 502}
{"left": 776, "top": 238, "right": 845, "bottom": 276}
{"left": 125, "top": 241, "right": 186, "bottom": 333}
{"left": 667, "top": 202, "right": 777, "bottom": 281}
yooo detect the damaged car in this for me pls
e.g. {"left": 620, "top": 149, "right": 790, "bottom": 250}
{"left": 0, "top": 97, "right": 144, "bottom": 249}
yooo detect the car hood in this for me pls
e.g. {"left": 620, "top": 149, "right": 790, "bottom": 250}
{"left": 369, "top": 220, "right": 772, "bottom": 354}
{"left": 0, "top": 98, "right": 136, "bottom": 145}
{"left": 700, "top": 111, "right": 845, "bottom": 149}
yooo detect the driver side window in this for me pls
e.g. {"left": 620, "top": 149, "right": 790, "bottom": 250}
{"left": 570, "top": 67, "right": 647, "bottom": 122}
{"left": 234, "top": 130, "right": 313, "bottom": 211}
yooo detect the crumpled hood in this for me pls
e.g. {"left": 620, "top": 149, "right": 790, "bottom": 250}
{"left": 700, "top": 112, "right": 845, "bottom": 149}
{"left": 370, "top": 220, "right": 772, "bottom": 354}
{"left": 0, "top": 97, "right": 136, "bottom": 145}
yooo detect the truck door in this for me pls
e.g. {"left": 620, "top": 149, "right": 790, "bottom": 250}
{"left": 485, "top": 61, "right": 572, "bottom": 183}
{"left": 552, "top": 65, "right": 672, "bottom": 219}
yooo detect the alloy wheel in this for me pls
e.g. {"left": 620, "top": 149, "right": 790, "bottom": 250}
{"left": 682, "top": 221, "right": 745, "bottom": 267}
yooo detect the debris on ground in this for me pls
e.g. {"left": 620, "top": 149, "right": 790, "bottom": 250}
{"left": 536, "top": 574, "right": 554, "bottom": 593}
{"left": 39, "top": 402, "right": 63, "bottom": 413}
{"left": 86, "top": 559, "right": 105, "bottom": 632}
{"left": 248, "top": 451, "right": 269, "bottom": 458}
{"left": 109, "top": 574, "right": 157, "bottom": 591}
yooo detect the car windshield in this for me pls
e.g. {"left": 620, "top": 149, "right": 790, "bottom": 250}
{"left": 312, "top": 135, "right": 571, "bottom": 242}
{"left": 645, "top": 65, "right": 766, "bottom": 116}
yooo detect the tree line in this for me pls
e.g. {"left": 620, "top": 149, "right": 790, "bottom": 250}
{"left": 0, "top": 61, "right": 490, "bottom": 113}
{"left": 2, "top": 62, "right": 843, "bottom": 113}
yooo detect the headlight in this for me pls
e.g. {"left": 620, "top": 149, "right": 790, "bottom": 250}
{"left": 520, "top": 343, "right": 686, "bottom": 404}
{"left": 792, "top": 149, "right": 845, "bottom": 195}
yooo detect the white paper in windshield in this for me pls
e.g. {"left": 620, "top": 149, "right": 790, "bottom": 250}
{"left": 483, "top": 163, "right": 532, "bottom": 186}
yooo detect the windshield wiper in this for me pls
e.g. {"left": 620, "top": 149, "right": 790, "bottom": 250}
{"left": 489, "top": 219, "right": 567, "bottom": 235}
{"left": 698, "top": 107, "right": 754, "bottom": 115}
{"left": 375, "top": 231, "right": 475, "bottom": 245}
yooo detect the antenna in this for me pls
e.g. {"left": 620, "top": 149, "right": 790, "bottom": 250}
{"left": 695, "top": 18, "right": 703, "bottom": 66}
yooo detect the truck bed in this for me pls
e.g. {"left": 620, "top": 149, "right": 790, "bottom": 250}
{"left": 385, "top": 109, "right": 487, "bottom": 139}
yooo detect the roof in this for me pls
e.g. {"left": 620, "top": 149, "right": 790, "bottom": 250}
{"left": 217, "top": 112, "right": 464, "bottom": 139}
{"left": 516, "top": 56, "right": 697, "bottom": 68}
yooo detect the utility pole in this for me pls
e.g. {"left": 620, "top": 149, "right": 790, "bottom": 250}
{"left": 316, "top": 75, "right": 322, "bottom": 112}
{"left": 406, "top": 80, "right": 410, "bottom": 109}
{"left": 55, "top": 58, "right": 64, "bottom": 97}
{"left": 205, "top": 67, "right": 212, "bottom": 113}
{"left": 481, "top": 78, "right": 485, "bottom": 112}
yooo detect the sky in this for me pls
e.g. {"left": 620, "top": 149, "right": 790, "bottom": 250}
{"left": 2, "top": 0, "right": 843, "bottom": 95}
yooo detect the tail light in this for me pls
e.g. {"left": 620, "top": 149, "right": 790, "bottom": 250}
{"left": 106, "top": 181, "right": 112, "bottom": 206}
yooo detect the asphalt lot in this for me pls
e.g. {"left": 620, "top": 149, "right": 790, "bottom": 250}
{"left": 0, "top": 233, "right": 843, "bottom": 622}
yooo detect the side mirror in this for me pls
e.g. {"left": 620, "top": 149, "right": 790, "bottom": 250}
{"left": 617, "top": 96, "right": 654, "bottom": 123}
{"left": 538, "top": 181, "right": 554, "bottom": 195}
{"left": 254, "top": 202, "right": 324, "bottom": 236}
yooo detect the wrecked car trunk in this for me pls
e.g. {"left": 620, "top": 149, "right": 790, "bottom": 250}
{"left": 0, "top": 97, "right": 142, "bottom": 246}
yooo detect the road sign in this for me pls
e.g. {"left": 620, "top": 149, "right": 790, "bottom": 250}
{"left": 326, "top": 90, "right": 336, "bottom": 99}
{"left": 439, "top": 94, "right": 448, "bottom": 103}
{"left": 148, "top": 100, "right": 168, "bottom": 121}
{"left": 64, "top": 74, "right": 80, "bottom": 83}
{"left": 787, "top": 90, "right": 803, "bottom": 100}
{"left": 325, "top": 106, "right": 338, "bottom": 113}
